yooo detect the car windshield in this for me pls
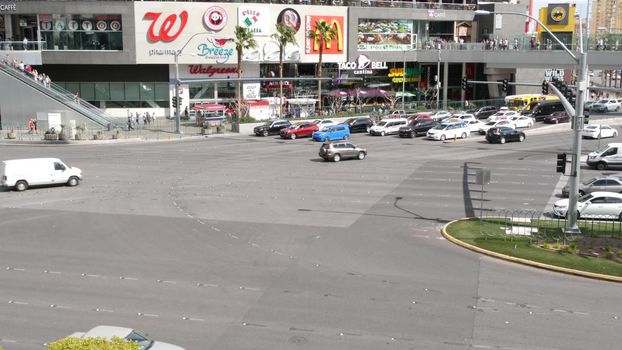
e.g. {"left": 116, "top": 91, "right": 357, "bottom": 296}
{"left": 578, "top": 193, "right": 594, "bottom": 203}
{"left": 597, "top": 100, "right": 607, "bottom": 104}
{"left": 126, "top": 331, "right": 153, "bottom": 350}
{"left": 377, "top": 121, "right": 388, "bottom": 127}
{"left": 263, "top": 122, "right": 272, "bottom": 126}
{"left": 594, "top": 144, "right": 611, "bottom": 154}
{"left": 585, "top": 125, "right": 598, "bottom": 130}
{"left": 583, "top": 177, "right": 598, "bottom": 185}
{"left": 485, "top": 121, "right": 496, "bottom": 126}
{"left": 431, "top": 124, "right": 446, "bottom": 130}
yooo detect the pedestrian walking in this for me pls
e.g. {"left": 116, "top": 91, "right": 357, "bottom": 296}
{"left": 22, "top": 37, "right": 28, "bottom": 50}
{"left": 135, "top": 112, "right": 140, "bottom": 126}
{"left": 127, "top": 114, "right": 134, "bottom": 131}
{"left": 74, "top": 91, "right": 80, "bottom": 103}
{"left": 28, "top": 118, "right": 35, "bottom": 134}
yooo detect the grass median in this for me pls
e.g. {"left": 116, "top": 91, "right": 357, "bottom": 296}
{"left": 445, "top": 218, "right": 622, "bottom": 279}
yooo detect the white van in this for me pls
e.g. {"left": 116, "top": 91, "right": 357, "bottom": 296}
{"left": 586, "top": 143, "right": 622, "bottom": 170}
{"left": 426, "top": 122, "right": 469, "bottom": 141}
{"left": 369, "top": 118, "right": 408, "bottom": 136}
{"left": 1, "top": 158, "right": 82, "bottom": 191}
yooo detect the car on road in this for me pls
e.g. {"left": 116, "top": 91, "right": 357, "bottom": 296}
{"left": 562, "top": 176, "right": 622, "bottom": 197}
{"left": 529, "top": 100, "right": 565, "bottom": 121}
{"left": 313, "top": 119, "right": 337, "bottom": 130}
{"left": 1, "top": 158, "right": 82, "bottom": 191}
{"left": 254, "top": 120, "right": 291, "bottom": 136}
{"left": 369, "top": 118, "right": 407, "bottom": 136}
{"left": 590, "top": 99, "right": 621, "bottom": 113}
{"left": 485, "top": 127, "right": 526, "bottom": 144}
{"left": 553, "top": 192, "right": 622, "bottom": 220}
{"left": 408, "top": 112, "right": 433, "bottom": 122}
{"left": 478, "top": 120, "right": 515, "bottom": 135}
{"left": 398, "top": 119, "right": 438, "bottom": 138}
{"left": 543, "top": 111, "right": 570, "bottom": 124}
{"left": 426, "top": 121, "right": 469, "bottom": 141}
{"left": 583, "top": 100, "right": 596, "bottom": 111}
{"left": 471, "top": 106, "right": 498, "bottom": 119}
{"left": 312, "top": 124, "right": 351, "bottom": 142}
{"left": 66, "top": 325, "right": 185, "bottom": 350}
{"left": 586, "top": 143, "right": 622, "bottom": 170}
{"left": 486, "top": 110, "right": 518, "bottom": 122}
{"left": 450, "top": 113, "right": 476, "bottom": 122}
{"left": 510, "top": 115, "right": 535, "bottom": 128}
{"left": 343, "top": 117, "right": 374, "bottom": 133}
{"left": 582, "top": 124, "right": 618, "bottom": 139}
{"left": 280, "top": 122, "right": 319, "bottom": 139}
{"left": 465, "top": 119, "right": 485, "bottom": 133}
{"left": 430, "top": 110, "right": 452, "bottom": 121}
{"left": 319, "top": 141, "right": 366, "bottom": 162}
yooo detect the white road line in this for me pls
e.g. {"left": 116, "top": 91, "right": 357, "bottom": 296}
{"left": 239, "top": 286, "right": 260, "bottom": 291}
{"left": 94, "top": 308, "right": 114, "bottom": 312}
{"left": 120, "top": 276, "right": 138, "bottom": 280}
{"left": 543, "top": 174, "right": 566, "bottom": 213}
{"left": 8, "top": 300, "right": 28, "bottom": 305}
{"left": 138, "top": 313, "right": 159, "bottom": 317}
{"left": 197, "top": 283, "right": 218, "bottom": 287}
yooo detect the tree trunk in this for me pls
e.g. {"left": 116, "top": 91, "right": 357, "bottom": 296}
{"left": 237, "top": 53, "right": 242, "bottom": 124}
{"left": 279, "top": 50, "right": 284, "bottom": 118}
{"left": 317, "top": 46, "right": 323, "bottom": 114}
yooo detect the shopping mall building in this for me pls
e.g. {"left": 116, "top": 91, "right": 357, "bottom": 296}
{"left": 0, "top": 0, "right": 592, "bottom": 123}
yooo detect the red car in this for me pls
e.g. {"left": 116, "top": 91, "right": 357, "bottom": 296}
{"left": 543, "top": 111, "right": 570, "bottom": 124}
{"left": 407, "top": 113, "right": 433, "bottom": 123}
{"left": 280, "top": 122, "right": 319, "bottom": 139}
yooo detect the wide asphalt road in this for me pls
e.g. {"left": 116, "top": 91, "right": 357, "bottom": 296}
{"left": 1, "top": 124, "right": 621, "bottom": 350}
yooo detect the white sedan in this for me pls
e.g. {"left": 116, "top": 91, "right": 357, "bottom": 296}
{"left": 478, "top": 120, "right": 515, "bottom": 134}
{"left": 466, "top": 119, "right": 485, "bottom": 133}
{"left": 487, "top": 110, "right": 519, "bottom": 122}
{"left": 510, "top": 116, "right": 535, "bottom": 128}
{"left": 313, "top": 119, "right": 337, "bottom": 130}
{"left": 582, "top": 124, "right": 618, "bottom": 139}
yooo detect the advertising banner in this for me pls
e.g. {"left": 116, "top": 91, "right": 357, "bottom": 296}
{"left": 357, "top": 19, "right": 413, "bottom": 51}
{"left": 238, "top": 5, "right": 270, "bottom": 36}
{"left": 304, "top": 15, "right": 345, "bottom": 55}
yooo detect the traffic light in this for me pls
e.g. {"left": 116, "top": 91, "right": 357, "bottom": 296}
{"left": 542, "top": 81, "right": 548, "bottom": 95}
{"left": 566, "top": 88, "right": 576, "bottom": 105}
{"left": 178, "top": 96, "right": 183, "bottom": 106}
{"left": 502, "top": 79, "right": 509, "bottom": 93}
{"left": 556, "top": 153, "right": 567, "bottom": 174}
{"left": 171, "top": 96, "right": 178, "bottom": 109}
{"left": 461, "top": 76, "right": 468, "bottom": 90}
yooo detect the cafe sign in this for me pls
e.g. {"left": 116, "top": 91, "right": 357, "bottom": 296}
{"left": 338, "top": 54, "right": 387, "bottom": 75}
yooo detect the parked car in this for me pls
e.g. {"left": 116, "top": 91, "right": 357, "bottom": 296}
{"left": 1, "top": 158, "right": 82, "bottom": 191}
{"left": 472, "top": 106, "right": 498, "bottom": 119}
{"left": 313, "top": 119, "right": 337, "bottom": 130}
{"left": 465, "top": 119, "right": 485, "bottom": 133}
{"left": 590, "top": 99, "right": 621, "bottom": 113}
{"left": 510, "top": 116, "right": 535, "bottom": 128}
{"left": 254, "top": 120, "right": 291, "bottom": 136}
{"left": 319, "top": 141, "right": 367, "bottom": 162}
{"left": 543, "top": 111, "right": 570, "bottom": 124}
{"left": 430, "top": 110, "right": 452, "bottom": 121}
{"left": 312, "top": 124, "right": 351, "bottom": 142}
{"left": 426, "top": 122, "right": 469, "bottom": 141}
{"left": 66, "top": 325, "right": 185, "bottom": 350}
{"left": 478, "top": 120, "right": 515, "bottom": 135}
{"left": 582, "top": 124, "right": 618, "bottom": 139}
{"left": 280, "top": 122, "right": 318, "bottom": 139}
{"left": 369, "top": 118, "right": 408, "bottom": 136}
{"left": 562, "top": 176, "right": 622, "bottom": 197}
{"left": 398, "top": 119, "right": 438, "bottom": 138}
{"left": 487, "top": 110, "right": 518, "bottom": 122}
{"left": 553, "top": 192, "right": 622, "bottom": 220}
{"left": 485, "top": 127, "right": 526, "bottom": 144}
{"left": 343, "top": 117, "right": 374, "bottom": 133}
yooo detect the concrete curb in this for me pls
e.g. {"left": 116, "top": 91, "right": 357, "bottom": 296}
{"left": 441, "top": 218, "right": 622, "bottom": 283}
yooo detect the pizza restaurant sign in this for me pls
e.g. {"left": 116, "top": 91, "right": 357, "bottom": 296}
{"left": 338, "top": 55, "right": 387, "bottom": 75}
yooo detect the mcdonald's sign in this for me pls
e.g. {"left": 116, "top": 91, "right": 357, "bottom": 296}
{"left": 304, "top": 15, "right": 345, "bottom": 55}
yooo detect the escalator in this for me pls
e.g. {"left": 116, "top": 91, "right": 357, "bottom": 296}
{"left": 0, "top": 64, "right": 123, "bottom": 129}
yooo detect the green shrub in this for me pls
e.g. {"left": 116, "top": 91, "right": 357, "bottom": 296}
{"left": 48, "top": 337, "right": 139, "bottom": 350}
{"left": 238, "top": 115, "right": 256, "bottom": 124}
{"left": 605, "top": 252, "right": 614, "bottom": 260}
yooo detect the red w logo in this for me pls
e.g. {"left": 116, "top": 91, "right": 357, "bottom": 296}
{"left": 144, "top": 11, "right": 188, "bottom": 43}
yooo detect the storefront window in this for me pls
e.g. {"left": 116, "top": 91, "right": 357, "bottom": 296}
{"left": 57, "top": 82, "right": 169, "bottom": 108}
{"left": 39, "top": 14, "right": 123, "bottom": 51}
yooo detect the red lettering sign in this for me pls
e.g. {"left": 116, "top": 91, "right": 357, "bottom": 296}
{"left": 144, "top": 11, "right": 188, "bottom": 43}
{"left": 188, "top": 64, "right": 238, "bottom": 77}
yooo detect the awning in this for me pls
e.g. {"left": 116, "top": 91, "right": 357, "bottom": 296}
{"left": 192, "top": 103, "right": 226, "bottom": 111}
{"left": 243, "top": 100, "right": 270, "bottom": 107}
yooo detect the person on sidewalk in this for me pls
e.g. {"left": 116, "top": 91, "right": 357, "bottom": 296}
{"left": 127, "top": 114, "right": 134, "bottom": 131}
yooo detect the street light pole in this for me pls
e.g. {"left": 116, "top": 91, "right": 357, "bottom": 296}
{"left": 474, "top": 10, "right": 587, "bottom": 232}
{"left": 402, "top": 50, "right": 407, "bottom": 111}
{"left": 174, "top": 52, "right": 181, "bottom": 134}
{"left": 436, "top": 49, "right": 441, "bottom": 110}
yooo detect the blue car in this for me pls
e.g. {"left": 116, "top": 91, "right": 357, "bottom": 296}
{"left": 312, "top": 124, "right": 351, "bottom": 142}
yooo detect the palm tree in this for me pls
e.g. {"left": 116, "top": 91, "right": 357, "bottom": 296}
{"left": 234, "top": 26, "right": 257, "bottom": 123}
{"left": 271, "top": 24, "right": 297, "bottom": 118}
{"left": 307, "top": 20, "right": 337, "bottom": 115}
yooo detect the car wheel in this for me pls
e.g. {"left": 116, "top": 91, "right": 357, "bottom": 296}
{"left": 614, "top": 131, "right": 618, "bottom": 137}
{"left": 333, "top": 153, "right": 341, "bottom": 162}
{"left": 380, "top": 131, "right": 385, "bottom": 136}
{"left": 290, "top": 133, "right": 297, "bottom": 140}
{"left": 500, "top": 137, "right": 506, "bottom": 144}
{"left": 357, "top": 152, "right": 366, "bottom": 160}
{"left": 519, "top": 135, "right": 525, "bottom": 142}
{"left": 596, "top": 162, "right": 608, "bottom": 170}
{"left": 528, "top": 123, "right": 533, "bottom": 128}
{"left": 15, "top": 180, "right": 28, "bottom": 192}
{"left": 343, "top": 135, "right": 349, "bottom": 140}
{"left": 410, "top": 131, "right": 416, "bottom": 138}
{"left": 67, "top": 177, "right": 79, "bottom": 187}
{"left": 578, "top": 190, "right": 586, "bottom": 196}
{"left": 440, "top": 134, "right": 446, "bottom": 141}
{"left": 262, "top": 130, "right": 269, "bottom": 137}
{"left": 461, "top": 132, "right": 467, "bottom": 139}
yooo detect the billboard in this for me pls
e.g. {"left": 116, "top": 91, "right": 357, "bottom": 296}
{"left": 134, "top": 2, "right": 347, "bottom": 64}
{"left": 304, "top": 15, "right": 345, "bottom": 56}
{"left": 357, "top": 19, "right": 413, "bottom": 51}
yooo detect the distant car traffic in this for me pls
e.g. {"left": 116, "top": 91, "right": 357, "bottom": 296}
{"left": 254, "top": 120, "right": 291, "bottom": 136}
{"left": 465, "top": 119, "right": 485, "bottom": 133}
{"left": 485, "top": 127, "right": 526, "bottom": 144}
{"left": 582, "top": 124, "right": 618, "bottom": 139}
{"left": 510, "top": 116, "right": 535, "bottom": 128}
{"left": 280, "top": 122, "right": 318, "bottom": 139}
{"left": 66, "top": 325, "right": 185, "bottom": 350}
{"left": 312, "top": 124, "right": 351, "bottom": 142}
{"left": 429, "top": 110, "right": 452, "bottom": 121}
{"left": 487, "top": 110, "right": 518, "bottom": 122}
{"left": 313, "top": 119, "right": 337, "bottom": 130}
{"left": 478, "top": 120, "right": 515, "bottom": 135}
{"left": 343, "top": 117, "right": 374, "bottom": 133}
{"left": 472, "top": 106, "right": 498, "bottom": 119}
{"left": 369, "top": 118, "right": 407, "bottom": 136}
{"left": 398, "top": 119, "right": 438, "bottom": 138}
{"left": 426, "top": 122, "right": 469, "bottom": 141}
{"left": 553, "top": 192, "right": 622, "bottom": 220}
{"left": 319, "top": 141, "right": 366, "bottom": 162}
{"left": 543, "top": 111, "right": 570, "bottom": 124}
{"left": 590, "top": 99, "right": 621, "bottom": 113}
{"left": 562, "top": 176, "right": 622, "bottom": 197}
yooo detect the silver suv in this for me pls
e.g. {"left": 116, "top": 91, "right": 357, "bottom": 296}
{"left": 319, "top": 142, "right": 367, "bottom": 162}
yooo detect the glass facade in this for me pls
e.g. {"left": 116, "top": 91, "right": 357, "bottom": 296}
{"left": 57, "top": 81, "right": 169, "bottom": 108}
{"left": 39, "top": 14, "right": 122, "bottom": 50}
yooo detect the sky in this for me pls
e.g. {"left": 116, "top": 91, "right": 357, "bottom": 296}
{"left": 532, "top": 0, "right": 589, "bottom": 18}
